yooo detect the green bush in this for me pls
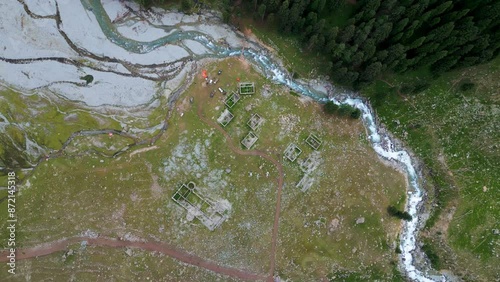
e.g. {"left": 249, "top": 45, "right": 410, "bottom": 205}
{"left": 324, "top": 101, "right": 339, "bottom": 114}
{"left": 422, "top": 241, "right": 441, "bottom": 270}
{"left": 400, "top": 84, "right": 414, "bottom": 94}
{"left": 80, "top": 74, "right": 94, "bottom": 85}
{"left": 324, "top": 102, "right": 361, "bottom": 119}
{"left": 350, "top": 108, "right": 362, "bottom": 119}
{"left": 338, "top": 104, "right": 352, "bottom": 117}
{"left": 412, "top": 81, "right": 431, "bottom": 94}
{"left": 181, "top": 0, "right": 193, "bottom": 13}
{"left": 460, "top": 82, "right": 475, "bottom": 92}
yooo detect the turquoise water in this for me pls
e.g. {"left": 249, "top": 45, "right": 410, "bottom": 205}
{"left": 82, "top": 0, "right": 328, "bottom": 101}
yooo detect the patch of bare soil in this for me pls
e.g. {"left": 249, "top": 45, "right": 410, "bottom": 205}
{"left": 146, "top": 162, "right": 162, "bottom": 197}
{"left": 128, "top": 145, "right": 158, "bottom": 159}
{"left": 177, "top": 96, "right": 191, "bottom": 114}
{"left": 243, "top": 26, "right": 275, "bottom": 53}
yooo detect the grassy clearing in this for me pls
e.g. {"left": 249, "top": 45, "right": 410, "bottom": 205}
{"left": 271, "top": 103, "right": 406, "bottom": 280}
{"left": 195, "top": 58, "right": 407, "bottom": 280}
{"left": 0, "top": 58, "right": 408, "bottom": 280}
{"left": 363, "top": 58, "right": 500, "bottom": 280}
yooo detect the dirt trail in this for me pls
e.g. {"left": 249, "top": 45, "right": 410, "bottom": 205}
{"left": 0, "top": 236, "right": 266, "bottom": 281}
{"left": 196, "top": 104, "right": 284, "bottom": 281}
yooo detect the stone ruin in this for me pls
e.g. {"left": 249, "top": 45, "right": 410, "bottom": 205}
{"left": 241, "top": 132, "right": 258, "bottom": 149}
{"left": 217, "top": 109, "right": 234, "bottom": 127}
{"left": 224, "top": 92, "right": 240, "bottom": 108}
{"left": 296, "top": 174, "right": 315, "bottom": 192}
{"left": 299, "top": 151, "right": 322, "bottom": 174}
{"left": 171, "top": 182, "right": 229, "bottom": 231}
{"left": 284, "top": 143, "right": 302, "bottom": 162}
{"left": 247, "top": 113, "right": 263, "bottom": 130}
{"left": 305, "top": 134, "right": 322, "bottom": 150}
{"left": 239, "top": 82, "right": 255, "bottom": 95}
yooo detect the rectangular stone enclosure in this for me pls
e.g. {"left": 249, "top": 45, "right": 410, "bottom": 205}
{"left": 284, "top": 143, "right": 302, "bottom": 162}
{"left": 172, "top": 182, "right": 229, "bottom": 231}
{"left": 247, "top": 113, "right": 263, "bottom": 130}
{"left": 241, "top": 131, "right": 258, "bottom": 149}
{"left": 299, "top": 152, "right": 321, "bottom": 173}
{"left": 239, "top": 82, "right": 255, "bottom": 95}
{"left": 224, "top": 92, "right": 240, "bottom": 108}
{"left": 217, "top": 109, "right": 234, "bottom": 127}
{"left": 305, "top": 134, "right": 322, "bottom": 150}
{"left": 296, "top": 174, "right": 315, "bottom": 192}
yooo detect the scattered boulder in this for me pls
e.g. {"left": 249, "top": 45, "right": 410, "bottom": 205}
{"left": 62, "top": 249, "right": 74, "bottom": 260}
{"left": 328, "top": 218, "right": 340, "bottom": 234}
{"left": 356, "top": 217, "right": 365, "bottom": 224}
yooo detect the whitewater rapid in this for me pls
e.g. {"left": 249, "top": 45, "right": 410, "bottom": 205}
{"left": 250, "top": 56, "right": 443, "bottom": 282}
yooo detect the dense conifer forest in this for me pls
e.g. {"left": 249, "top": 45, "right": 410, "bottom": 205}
{"left": 250, "top": 0, "right": 499, "bottom": 88}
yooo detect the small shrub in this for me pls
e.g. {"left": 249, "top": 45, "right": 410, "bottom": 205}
{"left": 181, "top": 0, "right": 193, "bottom": 12}
{"left": 350, "top": 108, "right": 361, "bottom": 119}
{"left": 422, "top": 242, "right": 441, "bottom": 270}
{"left": 412, "top": 81, "right": 431, "bottom": 94}
{"left": 324, "top": 101, "right": 338, "bottom": 114}
{"left": 324, "top": 102, "right": 360, "bottom": 119}
{"left": 338, "top": 104, "right": 352, "bottom": 117}
{"left": 80, "top": 74, "right": 94, "bottom": 85}
{"left": 460, "top": 82, "right": 475, "bottom": 92}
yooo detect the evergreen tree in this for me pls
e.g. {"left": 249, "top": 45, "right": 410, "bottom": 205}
{"left": 361, "top": 62, "right": 383, "bottom": 82}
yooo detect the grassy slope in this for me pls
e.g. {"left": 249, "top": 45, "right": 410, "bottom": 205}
{"left": 363, "top": 59, "right": 500, "bottom": 281}
{"left": 235, "top": 9, "right": 499, "bottom": 281}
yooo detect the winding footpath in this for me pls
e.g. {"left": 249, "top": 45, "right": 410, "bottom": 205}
{"left": 0, "top": 236, "right": 266, "bottom": 281}
{"left": 196, "top": 104, "right": 285, "bottom": 281}
{"left": 0, "top": 100, "right": 285, "bottom": 282}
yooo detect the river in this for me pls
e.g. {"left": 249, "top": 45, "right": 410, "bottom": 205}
{"left": 82, "top": 0, "right": 445, "bottom": 280}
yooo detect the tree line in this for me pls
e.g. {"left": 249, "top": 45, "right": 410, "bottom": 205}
{"left": 247, "top": 0, "right": 500, "bottom": 88}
